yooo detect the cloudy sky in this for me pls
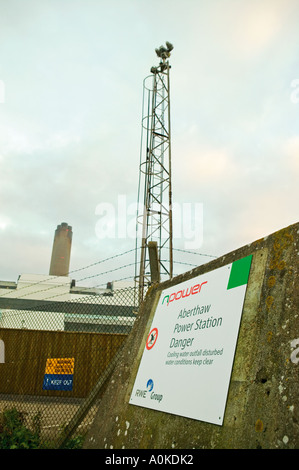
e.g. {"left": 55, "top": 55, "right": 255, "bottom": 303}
{"left": 0, "top": 0, "right": 298, "bottom": 288}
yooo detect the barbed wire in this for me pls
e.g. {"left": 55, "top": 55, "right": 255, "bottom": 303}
{"left": 173, "top": 248, "right": 217, "bottom": 258}
{"left": 0, "top": 248, "right": 136, "bottom": 300}
{"left": 0, "top": 246, "right": 218, "bottom": 304}
{"left": 0, "top": 249, "right": 220, "bottom": 322}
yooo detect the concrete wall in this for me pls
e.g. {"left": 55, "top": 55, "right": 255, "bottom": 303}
{"left": 84, "top": 222, "right": 299, "bottom": 449}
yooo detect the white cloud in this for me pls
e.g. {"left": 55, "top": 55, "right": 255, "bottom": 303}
{"left": 0, "top": 216, "right": 11, "bottom": 231}
{"left": 175, "top": 144, "right": 237, "bottom": 184}
{"left": 284, "top": 136, "right": 299, "bottom": 173}
{"left": 0, "top": 0, "right": 298, "bottom": 283}
{"left": 0, "top": 123, "right": 40, "bottom": 155}
{"left": 205, "top": 0, "right": 295, "bottom": 60}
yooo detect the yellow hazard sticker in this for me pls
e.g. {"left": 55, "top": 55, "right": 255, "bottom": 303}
{"left": 44, "top": 358, "right": 74, "bottom": 375}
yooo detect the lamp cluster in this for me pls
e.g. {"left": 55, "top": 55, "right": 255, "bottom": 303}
{"left": 151, "top": 41, "right": 174, "bottom": 74}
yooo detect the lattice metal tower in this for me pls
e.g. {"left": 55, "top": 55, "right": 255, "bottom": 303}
{"left": 135, "top": 42, "right": 174, "bottom": 303}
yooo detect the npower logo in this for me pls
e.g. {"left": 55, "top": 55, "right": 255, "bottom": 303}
{"left": 162, "top": 281, "right": 208, "bottom": 306}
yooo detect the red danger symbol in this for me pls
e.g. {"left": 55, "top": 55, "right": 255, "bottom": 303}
{"left": 146, "top": 328, "right": 158, "bottom": 350}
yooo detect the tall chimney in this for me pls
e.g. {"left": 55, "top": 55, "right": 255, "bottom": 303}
{"left": 49, "top": 222, "right": 72, "bottom": 276}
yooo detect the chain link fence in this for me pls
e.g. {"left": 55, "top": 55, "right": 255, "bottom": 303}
{"left": 0, "top": 283, "right": 139, "bottom": 448}
{"left": 0, "top": 247, "right": 213, "bottom": 448}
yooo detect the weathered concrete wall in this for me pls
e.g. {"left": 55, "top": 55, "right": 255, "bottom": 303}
{"left": 84, "top": 222, "right": 299, "bottom": 449}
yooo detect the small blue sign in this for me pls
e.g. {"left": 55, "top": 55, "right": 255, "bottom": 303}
{"left": 43, "top": 374, "right": 74, "bottom": 391}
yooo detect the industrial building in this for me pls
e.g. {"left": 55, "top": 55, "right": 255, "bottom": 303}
{"left": 0, "top": 223, "right": 136, "bottom": 333}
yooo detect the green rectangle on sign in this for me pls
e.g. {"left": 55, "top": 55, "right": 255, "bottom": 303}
{"left": 227, "top": 255, "right": 252, "bottom": 290}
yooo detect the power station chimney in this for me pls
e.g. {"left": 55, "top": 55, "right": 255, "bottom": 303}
{"left": 49, "top": 222, "right": 72, "bottom": 276}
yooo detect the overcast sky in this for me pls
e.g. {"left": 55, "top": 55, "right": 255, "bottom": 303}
{"left": 0, "top": 0, "right": 298, "bottom": 288}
